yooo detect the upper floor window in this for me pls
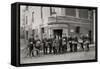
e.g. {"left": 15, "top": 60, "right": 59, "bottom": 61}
{"left": 50, "top": 7, "right": 56, "bottom": 16}
{"left": 65, "top": 8, "right": 76, "bottom": 17}
{"left": 79, "top": 9, "right": 88, "bottom": 19}
{"left": 26, "top": 6, "right": 28, "bottom": 11}
{"left": 88, "top": 9, "right": 93, "bottom": 20}
{"left": 32, "top": 11, "right": 34, "bottom": 22}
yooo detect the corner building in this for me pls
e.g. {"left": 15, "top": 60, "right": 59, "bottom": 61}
{"left": 20, "top": 6, "right": 95, "bottom": 43}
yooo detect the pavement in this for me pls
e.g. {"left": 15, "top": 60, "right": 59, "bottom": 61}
{"left": 20, "top": 46, "right": 95, "bottom": 64}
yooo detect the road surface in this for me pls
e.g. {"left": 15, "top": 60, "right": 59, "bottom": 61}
{"left": 20, "top": 46, "right": 95, "bottom": 64}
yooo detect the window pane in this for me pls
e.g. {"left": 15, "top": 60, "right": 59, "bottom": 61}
{"left": 79, "top": 9, "right": 88, "bottom": 19}
{"left": 65, "top": 8, "right": 76, "bottom": 16}
{"left": 50, "top": 7, "right": 56, "bottom": 16}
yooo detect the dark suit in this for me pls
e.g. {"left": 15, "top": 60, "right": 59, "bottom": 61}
{"left": 59, "top": 38, "right": 62, "bottom": 53}
{"left": 28, "top": 38, "right": 33, "bottom": 56}
{"left": 48, "top": 38, "right": 52, "bottom": 54}
{"left": 73, "top": 37, "right": 78, "bottom": 52}
{"left": 68, "top": 37, "right": 73, "bottom": 52}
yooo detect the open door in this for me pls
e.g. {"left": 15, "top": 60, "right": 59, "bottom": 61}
{"left": 53, "top": 29, "right": 62, "bottom": 39}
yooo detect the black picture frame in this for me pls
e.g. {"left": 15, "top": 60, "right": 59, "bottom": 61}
{"left": 11, "top": 2, "right": 98, "bottom": 67}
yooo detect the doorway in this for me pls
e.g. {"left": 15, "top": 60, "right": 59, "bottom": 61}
{"left": 53, "top": 29, "right": 62, "bottom": 39}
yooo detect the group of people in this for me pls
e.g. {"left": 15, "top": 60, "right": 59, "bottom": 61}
{"left": 26, "top": 35, "right": 90, "bottom": 57}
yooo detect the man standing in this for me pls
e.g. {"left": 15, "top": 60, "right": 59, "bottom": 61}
{"left": 59, "top": 37, "right": 62, "bottom": 54}
{"left": 52, "top": 38, "right": 56, "bottom": 55}
{"left": 84, "top": 36, "right": 90, "bottom": 51}
{"left": 52, "top": 37, "right": 59, "bottom": 55}
{"left": 44, "top": 38, "right": 48, "bottom": 54}
{"left": 74, "top": 37, "right": 78, "bottom": 52}
{"left": 48, "top": 38, "right": 52, "bottom": 54}
{"left": 68, "top": 36, "right": 73, "bottom": 52}
{"left": 78, "top": 37, "right": 84, "bottom": 51}
{"left": 35, "top": 39, "right": 41, "bottom": 56}
{"left": 62, "top": 38, "right": 67, "bottom": 53}
{"left": 28, "top": 38, "right": 33, "bottom": 57}
{"left": 42, "top": 38, "right": 46, "bottom": 55}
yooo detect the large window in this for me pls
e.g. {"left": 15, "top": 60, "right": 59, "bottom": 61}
{"left": 88, "top": 9, "right": 93, "bottom": 19}
{"left": 26, "top": 6, "right": 29, "bottom": 11}
{"left": 79, "top": 9, "right": 88, "bottom": 19}
{"left": 32, "top": 11, "right": 34, "bottom": 22}
{"left": 65, "top": 8, "right": 76, "bottom": 16}
{"left": 50, "top": 7, "right": 56, "bottom": 16}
